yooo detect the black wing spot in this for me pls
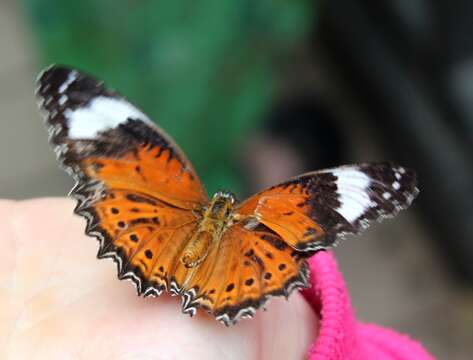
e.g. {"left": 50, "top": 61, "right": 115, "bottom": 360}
{"left": 91, "top": 161, "right": 104, "bottom": 172}
{"left": 225, "top": 283, "right": 235, "bottom": 292}
{"left": 251, "top": 254, "right": 264, "bottom": 269}
{"left": 117, "top": 221, "right": 126, "bottom": 228}
{"left": 245, "top": 278, "right": 254, "bottom": 286}
{"left": 111, "top": 207, "right": 119, "bottom": 214}
{"left": 145, "top": 249, "right": 153, "bottom": 259}
{"left": 244, "top": 249, "right": 254, "bottom": 257}
{"left": 278, "top": 263, "right": 287, "bottom": 271}
{"left": 130, "top": 234, "right": 139, "bottom": 242}
{"left": 260, "top": 235, "right": 287, "bottom": 250}
{"left": 303, "top": 227, "right": 317, "bottom": 237}
{"left": 130, "top": 218, "right": 153, "bottom": 226}
{"left": 264, "top": 272, "right": 272, "bottom": 280}
{"left": 126, "top": 194, "right": 158, "bottom": 206}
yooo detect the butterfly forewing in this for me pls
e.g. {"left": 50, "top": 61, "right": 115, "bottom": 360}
{"left": 237, "top": 162, "right": 418, "bottom": 251}
{"left": 37, "top": 65, "right": 208, "bottom": 209}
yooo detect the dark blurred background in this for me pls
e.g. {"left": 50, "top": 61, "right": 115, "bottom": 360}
{"left": 1, "top": 0, "right": 472, "bottom": 358}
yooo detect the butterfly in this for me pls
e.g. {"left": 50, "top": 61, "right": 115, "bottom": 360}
{"left": 36, "top": 65, "right": 419, "bottom": 326}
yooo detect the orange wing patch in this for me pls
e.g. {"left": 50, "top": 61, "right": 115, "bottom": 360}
{"left": 80, "top": 144, "right": 207, "bottom": 209}
{"left": 237, "top": 182, "right": 330, "bottom": 251}
{"left": 252, "top": 195, "right": 325, "bottom": 251}
{"left": 76, "top": 189, "right": 198, "bottom": 296}
{"left": 177, "top": 225, "right": 310, "bottom": 325}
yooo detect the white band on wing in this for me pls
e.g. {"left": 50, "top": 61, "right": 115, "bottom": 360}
{"left": 65, "top": 96, "right": 152, "bottom": 139}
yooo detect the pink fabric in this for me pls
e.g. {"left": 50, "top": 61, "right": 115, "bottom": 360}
{"left": 302, "top": 251, "right": 435, "bottom": 360}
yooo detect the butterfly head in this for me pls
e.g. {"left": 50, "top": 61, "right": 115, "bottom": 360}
{"left": 206, "top": 190, "right": 236, "bottom": 221}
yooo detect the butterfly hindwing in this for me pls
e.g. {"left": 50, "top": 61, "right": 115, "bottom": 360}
{"left": 237, "top": 162, "right": 418, "bottom": 251}
{"left": 177, "top": 224, "right": 310, "bottom": 325}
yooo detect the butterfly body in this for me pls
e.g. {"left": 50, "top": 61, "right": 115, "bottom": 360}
{"left": 37, "top": 65, "right": 419, "bottom": 326}
{"left": 182, "top": 191, "right": 237, "bottom": 269}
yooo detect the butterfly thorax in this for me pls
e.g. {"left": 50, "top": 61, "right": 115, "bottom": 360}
{"left": 181, "top": 191, "right": 237, "bottom": 269}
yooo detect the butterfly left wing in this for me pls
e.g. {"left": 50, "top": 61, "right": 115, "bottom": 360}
{"left": 36, "top": 65, "right": 208, "bottom": 296}
{"left": 237, "top": 162, "right": 419, "bottom": 251}
{"left": 84, "top": 189, "right": 199, "bottom": 296}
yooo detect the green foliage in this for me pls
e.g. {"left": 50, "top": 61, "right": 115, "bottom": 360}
{"left": 23, "top": 0, "right": 313, "bottom": 196}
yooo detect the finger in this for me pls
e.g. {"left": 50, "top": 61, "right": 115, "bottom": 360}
{"left": 0, "top": 200, "right": 20, "bottom": 357}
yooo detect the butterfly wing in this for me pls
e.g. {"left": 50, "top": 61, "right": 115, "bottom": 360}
{"left": 237, "top": 162, "right": 418, "bottom": 251}
{"left": 37, "top": 65, "right": 208, "bottom": 209}
{"left": 83, "top": 189, "right": 199, "bottom": 296}
{"left": 174, "top": 224, "right": 310, "bottom": 325}
{"left": 37, "top": 65, "right": 208, "bottom": 295}
{"left": 176, "top": 163, "right": 417, "bottom": 325}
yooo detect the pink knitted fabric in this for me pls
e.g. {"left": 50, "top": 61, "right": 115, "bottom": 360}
{"left": 302, "top": 251, "right": 435, "bottom": 360}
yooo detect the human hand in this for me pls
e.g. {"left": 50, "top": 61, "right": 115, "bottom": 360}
{"left": 1, "top": 198, "right": 318, "bottom": 359}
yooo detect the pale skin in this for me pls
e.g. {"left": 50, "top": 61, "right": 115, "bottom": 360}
{"left": 0, "top": 198, "right": 318, "bottom": 359}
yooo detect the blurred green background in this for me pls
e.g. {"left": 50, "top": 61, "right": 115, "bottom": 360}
{"left": 24, "top": 0, "right": 312, "bottom": 196}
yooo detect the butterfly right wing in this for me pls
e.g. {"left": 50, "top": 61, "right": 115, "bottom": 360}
{"left": 237, "top": 162, "right": 419, "bottom": 251}
{"left": 161, "top": 162, "right": 418, "bottom": 324}
{"left": 171, "top": 223, "right": 310, "bottom": 325}
{"left": 180, "top": 162, "right": 418, "bottom": 325}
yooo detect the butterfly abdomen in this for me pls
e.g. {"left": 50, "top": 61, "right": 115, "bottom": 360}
{"left": 181, "top": 230, "right": 213, "bottom": 268}
{"left": 181, "top": 192, "right": 237, "bottom": 268}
